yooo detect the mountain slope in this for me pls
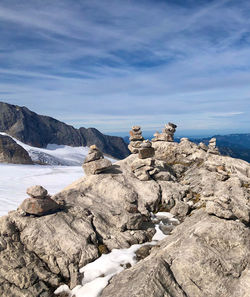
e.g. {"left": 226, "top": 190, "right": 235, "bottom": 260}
{"left": 0, "top": 134, "right": 33, "bottom": 164}
{"left": 0, "top": 102, "right": 129, "bottom": 159}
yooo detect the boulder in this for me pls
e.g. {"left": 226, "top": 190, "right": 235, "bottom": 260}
{"left": 20, "top": 197, "right": 61, "bottom": 216}
{"left": 83, "top": 157, "right": 112, "bottom": 175}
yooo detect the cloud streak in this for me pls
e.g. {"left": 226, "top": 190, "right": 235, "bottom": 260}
{"left": 0, "top": 0, "right": 250, "bottom": 135}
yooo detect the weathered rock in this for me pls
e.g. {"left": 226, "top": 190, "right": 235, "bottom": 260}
{"left": 20, "top": 196, "right": 61, "bottom": 216}
{"left": 101, "top": 210, "right": 250, "bottom": 297}
{"left": 152, "top": 123, "right": 177, "bottom": 142}
{"left": 135, "top": 245, "right": 153, "bottom": 261}
{"left": 1, "top": 135, "right": 250, "bottom": 297}
{"left": 0, "top": 134, "right": 33, "bottom": 164}
{"left": 83, "top": 150, "right": 103, "bottom": 163}
{"left": 26, "top": 185, "right": 48, "bottom": 198}
{"left": 138, "top": 147, "right": 155, "bottom": 159}
{"left": 82, "top": 158, "right": 112, "bottom": 175}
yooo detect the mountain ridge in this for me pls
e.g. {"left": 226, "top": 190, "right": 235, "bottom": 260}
{"left": 0, "top": 102, "right": 129, "bottom": 159}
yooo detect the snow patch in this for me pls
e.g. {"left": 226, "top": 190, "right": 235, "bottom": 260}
{"left": 55, "top": 212, "right": 179, "bottom": 297}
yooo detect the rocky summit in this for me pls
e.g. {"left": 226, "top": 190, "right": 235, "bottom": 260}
{"left": 0, "top": 129, "right": 249, "bottom": 297}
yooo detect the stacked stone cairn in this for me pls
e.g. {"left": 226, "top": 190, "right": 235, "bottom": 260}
{"left": 83, "top": 145, "right": 112, "bottom": 175}
{"left": 152, "top": 122, "right": 177, "bottom": 142}
{"left": 131, "top": 140, "right": 174, "bottom": 181}
{"left": 128, "top": 126, "right": 144, "bottom": 153}
{"left": 19, "top": 185, "right": 60, "bottom": 216}
{"left": 208, "top": 137, "right": 219, "bottom": 155}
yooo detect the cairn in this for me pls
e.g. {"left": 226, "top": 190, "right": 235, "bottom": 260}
{"left": 152, "top": 122, "right": 177, "bottom": 142}
{"left": 138, "top": 139, "right": 155, "bottom": 159}
{"left": 131, "top": 140, "right": 174, "bottom": 181}
{"left": 208, "top": 138, "right": 219, "bottom": 155}
{"left": 19, "top": 185, "right": 60, "bottom": 216}
{"left": 128, "top": 126, "right": 144, "bottom": 153}
{"left": 83, "top": 145, "right": 112, "bottom": 175}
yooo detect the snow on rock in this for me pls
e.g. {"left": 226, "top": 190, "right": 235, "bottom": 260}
{"left": 55, "top": 213, "right": 179, "bottom": 297}
{"left": 0, "top": 133, "right": 116, "bottom": 166}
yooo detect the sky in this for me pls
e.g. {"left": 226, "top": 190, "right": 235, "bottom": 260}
{"left": 0, "top": 0, "right": 250, "bottom": 137}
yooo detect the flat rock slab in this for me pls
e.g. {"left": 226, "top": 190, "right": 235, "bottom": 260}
{"left": 82, "top": 158, "right": 112, "bottom": 175}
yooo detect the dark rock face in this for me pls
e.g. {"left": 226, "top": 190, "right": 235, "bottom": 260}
{"left": 79, "top": 127, "right": 130, "bottom": 159}
{"left": 0, "top": 102, "right": 130, "bottom": 159}
{"left": 0, "top": 134, "right": 33, "bottom": 164}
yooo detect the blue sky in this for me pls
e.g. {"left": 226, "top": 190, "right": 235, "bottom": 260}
{"left": 0, "top": 0, "right": 250, "bottom": 136}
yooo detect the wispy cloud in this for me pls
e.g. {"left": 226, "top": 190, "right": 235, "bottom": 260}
{"left": 0, "top": 0, "right": 250, "bottom": 135}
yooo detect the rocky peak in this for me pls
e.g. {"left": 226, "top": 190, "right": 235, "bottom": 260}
{"left": 0, "top": 125, "right": 249, "bottom": 297}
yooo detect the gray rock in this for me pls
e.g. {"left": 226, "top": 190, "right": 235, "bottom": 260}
{"left": 138, "top": 147, "right": 155, "bottom": 159}
{"left": 101, "top": 210, "right": 250, "bottom": 297}
{"left": 83, "top": 150, "right": 103, "bottom": 163}
{"left": 26, "top": 185, "right": 48, "bottom": 198}
{"left": 19, "top": 197, "right": 60, "bottom": 216}
{"left": 82, "top": 158, "right": 112, "bottom": 175}
{"left": 0, "top": 134, "right": 33, "bottom": 165}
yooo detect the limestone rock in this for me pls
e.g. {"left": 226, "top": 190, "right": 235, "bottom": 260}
{"left": 20, "top": 197, "right": 61, "bottom": 216}
{"left": 83, "top": 158, "right": 112, "bottom": 175}
{"left": 128, "top": 126, "right": 144, "bottom": 153}
{"left": 152, "top": 122, "right": 177, "bottom": 142}
{"left": 26, "top": 185, "right": 48, "bottom": 198}
{"left": 101, "top": 210, "right": 250, "bottom": 297}
{"left": 138, "top": 147, "right": 155, "bottom": 159}
{"left": 1, "top": 135, "right": 250, "bottom": 297}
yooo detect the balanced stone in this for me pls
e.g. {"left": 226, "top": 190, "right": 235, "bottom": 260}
{"left": 199, "top": 142, "right": 208, "bottom": 151}
{"left": 152, "top": 122, "right": 177, "bottom": 142}
{"left": 128, "top": 125, "right": 144, "bottom": 154}
{"left": 84, "top": 145, "right": 103, "bottom": 163}
{"left": 208, "top": 138, "right": 219, "bottom": 155}
{"left": 20, "top": 186, "right": 60, "bottom": 216}
{"left": 132, "top": 126, "right": 141, "bottom": 132}
{"left": 140, "top": 140, "right": 152, "bottom": 148}
{"left": 26, "top": 185, "right": 48, "bottom": 199}
{"left": 208, "top": 137, "right": 216, "bottom": 149}
{"left": 138, "top": 140, "right": 154, "bottom": 159}
{"left": 83, "top": 158, "right": 112, "bottom": 175}
{"left": 83, "top": 145, "right": 112, "bottom": 175}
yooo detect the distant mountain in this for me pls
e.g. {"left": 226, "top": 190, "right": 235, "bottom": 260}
{"left": 191, "top": 134, "right": 250, "bottom": 163}
{"left": 0, "top": 102, "right": 129, "bottom": 159}
{"left": 124, "top": 133, "right": 250, "bottom": 162}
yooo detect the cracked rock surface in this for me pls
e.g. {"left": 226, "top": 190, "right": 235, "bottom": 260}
{"left": 0, "top": 139, "right": 249, "bottom": 297}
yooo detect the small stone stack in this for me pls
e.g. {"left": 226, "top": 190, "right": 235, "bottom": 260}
{"left": 19, "top": 185, "right": 60, "bottom": 216}
{"left": 83, "top": 145, "right": 112, "bottom": 175}
{"left": 138, "top": 140, "right": 155, "bottom": 159}
{"left": 152, "top": 123, "right": 177, "bottom": 142}
{"left": 131, "top": 140, "right": 174, "bottom": 181}
{"left": 208, "top": 138, "right": 219, "bottom": 155}
{"left": 128, "top": 126, "right": 144, "bottom": 153}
